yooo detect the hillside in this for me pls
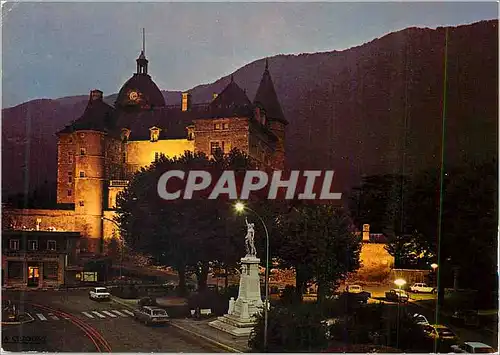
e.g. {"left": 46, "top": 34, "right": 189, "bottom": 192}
{"left": 2, "top": 20, "right": 497, "bottom": 197}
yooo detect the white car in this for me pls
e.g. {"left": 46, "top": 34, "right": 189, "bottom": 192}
{"left": 89, "top": 287, "right": 111, "bottom": 301}
{"left": 410, "top": 283, "right": 436, "bottom": 293}
{"left": 345, "top": 285, "right": 363, "bottom": 294}
{"left": 451, "top": 342, "right": 496, "bottom": 353}
{"left": 413, "top": 313, "right": 430, "bottom": 325}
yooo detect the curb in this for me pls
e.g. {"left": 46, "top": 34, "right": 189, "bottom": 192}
{"left": 110, "top": 296, "right": 243, "bottom": 353}
{"left": 169, "top": 322, "right": 243, "bottom": 353}
{"left": 2, "top": 312, "right": 35, "bottom": 325}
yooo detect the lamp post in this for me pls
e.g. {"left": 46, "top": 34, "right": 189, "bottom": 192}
{"left": 234, "top": 202, "right": 270, "bottom": 351}
{"left": 394, "top": 278, "right": 406, "bottom": 350}
{"left": 101, "top": 216, "right": 125, "bottom": 279}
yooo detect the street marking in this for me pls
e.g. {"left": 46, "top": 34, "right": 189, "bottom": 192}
{"left": 82, "top": 312, "right": 94, "bottom": 319}
{"left": 48, "top": 313, "right": 59, "bottom": 320}
{"left": 91, "top": 311, "right": 106, "bottom": 319}
{"left": 36, "top": 313, "right": 47, "bottom": 321}
{"left": 111, "top": 310, "right": 127, "bottom": 317}
{"left": 101, "top": 311, "right": 117, "bottom": 318}
{"left": 122, "top": 309, "right": 134, "bottom": 316}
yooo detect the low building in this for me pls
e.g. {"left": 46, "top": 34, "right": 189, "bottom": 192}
{"left": 2, "top": 230, "right": 81, "bottom": 289}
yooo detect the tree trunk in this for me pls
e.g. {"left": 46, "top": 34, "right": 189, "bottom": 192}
{"left": 295, "top": 266, "right": 306, "bottom": 302}
{"left": 197, "top": 262, "right": 209, "bottom": 291}
{"left": 177, "top": 265, "right": 187, "bottom": 296}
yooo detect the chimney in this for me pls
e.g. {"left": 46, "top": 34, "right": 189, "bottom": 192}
{"left": 90, "top": 89, "right": 103, "bottom": 101}
{"left": 181, "top": 92, "right": 191, "bottom": 112}
{"left": 212, "top": 93, "right": 218, "bottom": 101}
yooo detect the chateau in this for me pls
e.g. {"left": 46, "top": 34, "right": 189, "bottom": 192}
{"left": 5, "top": 44, "right": 287, "bottom": 254}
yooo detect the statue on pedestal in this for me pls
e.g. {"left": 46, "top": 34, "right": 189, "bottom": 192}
{"left": 245, "top": 217, "right": 256, "bottom": 257}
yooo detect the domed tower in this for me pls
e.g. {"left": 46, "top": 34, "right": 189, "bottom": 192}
{"left": 253, "top": 58, "right": 288, "bottom": 169}
{"left": 115, "top": 29, "right": 165, "bottom": 110}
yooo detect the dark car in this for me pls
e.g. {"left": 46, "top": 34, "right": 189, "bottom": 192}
{"left": 133, "top": 306, "right": 169, "bottom": 326}
{"left": 385, "top": 289, "right": 409, "bottom": 303}
{"left": 138, "top": 296, "right": 157, "bottom": 307}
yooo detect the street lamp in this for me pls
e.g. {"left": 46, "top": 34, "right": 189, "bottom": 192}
{"left": 394, "top": 278, "right": 406, "bottom": 350}
{"left": 234, "top": 202, "right": 270, "bottom": 351}
{"left": 101, "top": 217, "right": 125, "bottom": 280}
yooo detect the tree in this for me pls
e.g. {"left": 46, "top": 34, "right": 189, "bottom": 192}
{"left": 115, "top": 149, "right": 257, "bottom": 293}
{"left": 276, "top": 204, "right": 362, "bottom": 302}
{"left": 248, "top": 303, "right": 328, "bottom": 352}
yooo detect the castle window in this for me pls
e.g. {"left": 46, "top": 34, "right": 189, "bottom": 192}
{"left": 149, "top": 127, "right": 161, "bottom": 142}
{"left": 47, "top": 240, "right": 57, "bottom": 251}
{"left": 28, "top": 240, "right": 38, "bottom": 251}
{"left": 223, "top": 123, "right": 229, "bottom": 130}
{"left": 9, "top": 239, "right": 19, "bottom": 250}
{"left": 80, "top": 148, "right": 86, "bottom": 156}
{"left": 68, "top": 152, "right": 74, "bottom": 163}
{"left": 79, "top": 200, "right": 84, "bottom": 207}
{"left": 214, "top": 123, "right": 221, "bottom": 130}
{"left": 210, "top": 141, "right": 224, "bottom": 155}
{"left": 80, "top": 171, "right": 85, "bottom": 178}
{"left": 68, "top": 172, "right": 73, "bottom": 183}
{"left": 67, "top": 189, "right": 72, "bottom": 197}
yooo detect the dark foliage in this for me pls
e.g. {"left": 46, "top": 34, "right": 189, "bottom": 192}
{"left": 248, "top": 303, "right": 328, "bottom": 352}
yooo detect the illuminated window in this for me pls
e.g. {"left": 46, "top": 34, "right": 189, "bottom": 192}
{"left": 214, "top": 123, "right": 221, "bottom": 130}
{"left": 80, "top": 171, "right": 85, "bottom": 178}
{"left": 223, "top": 123, "right": 229, "bottom": 130}
{"left": 67, "top": 189, "right": 72, "bottom": 197}
{"left": 68, "top": 172, "right": 73, "bottom": 183}
{"left": 80, "top": 148, "right": 86, "bottom": 156}
{"left": 149, "top": 127, "right": 161, "bottom": 142}
{"left": 9, "top": 239, "right": 19, "bottom": 250}
{"left": 47, "top": 240, "right": 57, "bottom": 251}
{"left": 28, "top": 240, "right": 38, "bottom": 251}
{"left": 210, "top": 141, "right": 224, "bottom": 155}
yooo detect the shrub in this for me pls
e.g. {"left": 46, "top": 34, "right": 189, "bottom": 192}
{"left": 248, "top": 303, "right": 328, "bottom": 352}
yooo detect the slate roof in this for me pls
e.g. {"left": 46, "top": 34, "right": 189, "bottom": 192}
{"left": 116, "top": 104, "right": 209, "bottom": 141}
{"left": 57, "top": 97, "right": 116, "bottom": 134}
{"left": 206, "top": 77, "right": 255, "bottom": 118}
{"left": 254, "top": 60, "right": 288, "bottom": 124}
{"left": 115, "top": 73, "right": 165, "bottom": 109}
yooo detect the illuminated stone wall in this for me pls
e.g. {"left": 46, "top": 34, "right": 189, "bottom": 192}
{"left": 6, "top": 209, "right": 76, "bottom": 231}
{"left": 125, "top": 139, "right": 194, "bottom": 174}
{"left": 57, "top": 133, "right": 76, "bottom": 204}
{"left": 353, "top": 242, "right": 394, "bottom": 283}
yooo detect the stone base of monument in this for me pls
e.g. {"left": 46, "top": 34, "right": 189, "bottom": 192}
{"left": 209, "top": 256, "right": 264, "bottom": 337}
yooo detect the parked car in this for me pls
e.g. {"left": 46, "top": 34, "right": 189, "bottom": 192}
{"left": 138, "top": 296, "right": 157, "bottom": 307}
{"left": 345, "top": 284, "right": 363, "bottom": 294}
{"left": 451, "top": 310, "right": 480, "bottom": 327}
{"left": 89, "top": 287, "right": 111, "bottom": 301}
{"left": 385, "top": 289, "right": 409, "bottom": 303}
{"left": 133, "top": 306, "right": 170, "bottom": 325}
{"left": 410, "top": 283, "right": 436, "bottom": 293}
{"left": 422, "top": 324, "right": 458, "bottom": 342}
{"left": 451, "top": 342, "right": 496, "bottom": 353}
{"left": 413, "top": 313, "right": 430, "bottom": 325}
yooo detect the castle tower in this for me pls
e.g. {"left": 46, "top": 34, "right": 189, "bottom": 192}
{"left": 253, "top": 58, "right": 288, "bottom": 169}
{"left": 57, "top": 89, "right": 115, "bottom": 254}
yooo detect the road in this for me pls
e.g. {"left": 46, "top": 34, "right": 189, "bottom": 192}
{"left": 2, "top": 289, "right": 222, "bottom": 352}
{"left": 360, "top": 285, "right": 498, "bottom": 349}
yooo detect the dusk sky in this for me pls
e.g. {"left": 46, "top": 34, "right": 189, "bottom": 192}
{"left": 2, "top": 2, "right": 497, "bottom": 108}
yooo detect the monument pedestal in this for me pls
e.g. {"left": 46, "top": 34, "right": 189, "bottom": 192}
{"left": 209, "top": 256, "right": 263, "bottom": 336}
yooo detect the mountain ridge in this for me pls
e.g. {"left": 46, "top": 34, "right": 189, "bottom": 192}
{"left": 2, "top": 19, "right": 497, "bottom": 197}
